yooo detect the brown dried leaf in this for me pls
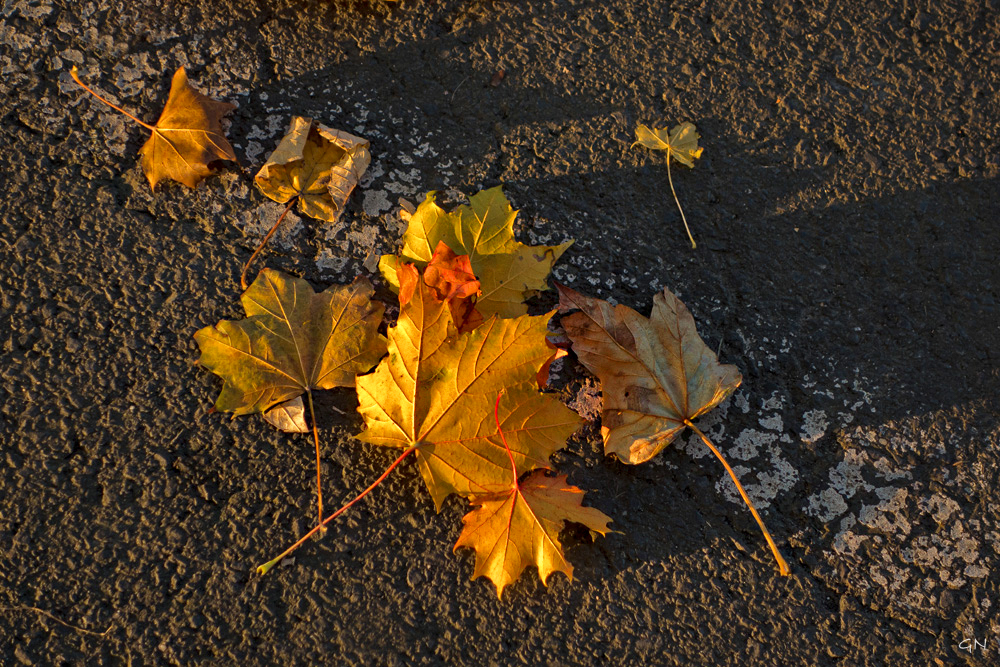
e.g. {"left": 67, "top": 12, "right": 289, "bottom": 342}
{"left": 140, "top": 68, "right": 237, "bottom": 190}
{"left": 558, "top": 283, "right": 741, "bottom": 464}
{"left": 263, "top": 396, "right": 310, "bottom": 433}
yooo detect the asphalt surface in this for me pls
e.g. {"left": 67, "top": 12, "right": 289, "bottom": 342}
{"left": 2, "top": 0, "right": 999, "bottom": 665}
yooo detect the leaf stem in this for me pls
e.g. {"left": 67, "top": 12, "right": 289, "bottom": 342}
{"left": 240, "top": 197, "right": 297, "bottom": 290}
{"left": 306, "top": 389, "right": 324, "bottom": 530}
{"left": 685, "top": 420, "right": 790, "bottom": 576}
{"left": 256, "top": 444, "right": 418, "bottom": 576}
{"left": 70, "top": 66, "right": 155, "bottom": 131}
{"left": 667, "top": 157, "right": 697, "bottom": 249}
{"left": 494, "top": 390, "right": 518, "bottom": 487}
{"left": 1, "top": 605, "right": 112, "bottom": 638}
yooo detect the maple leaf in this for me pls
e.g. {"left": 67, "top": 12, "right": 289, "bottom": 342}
{"left": 255, "top": 116, "right": 371, "bottom": 222}
{"left": 421, "top": 241, "right": 484, "bottom": 333}
{"left": 196, "top": 268, "right": 386, "bottom": 526}
{"left": 632, "top": 122, "right": 704, "bottom": 167}
{"left": 356, "top": 262, "right": 581, "bottom": 510}
{"left": 379, "top": 187, "right": 572, "bottom": 320}
{"left": 558, "top": 284, "right": 790, "bottom": 575}
{"left": 194, "top": 269, "right": 386, "bottom": 416}
{"left": 456, "top": 470, "right": 611, "bottom": 598}
{"left": 632, "top": 121, "right": 703, "bottom": 249}
{"left": 557, "top": 283, "right": 739, "bottom": 464}
{"left": 71, "top": 66, "right": 238, "bottom": 190}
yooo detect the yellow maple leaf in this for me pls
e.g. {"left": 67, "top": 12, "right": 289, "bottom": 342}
{"left": 72, "top": 66, "right": 237, "bottom": 190}
{"left": 379, "top": 187, "right": 572, "bottom": 320}
{"left": 455, "top": 470, "right": 611, "bottom": 598}
{"left": 194, "top": 269, "right": 386, "bottom": 416}
{"left": 356, "top": 262, "right": 581, "bottom": 510}
{"left": 632, "top": 122, "right": 704, "bottom": 167}
{"left": 632, "top": 121, "right": 704, "bottom": 248}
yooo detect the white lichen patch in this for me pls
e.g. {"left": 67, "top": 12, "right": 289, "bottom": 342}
{"left": 363, "top": 189, "right": 391, "bottom": 217}
{"left": 873, "top": 457, "right": 912, "bottom": 482}
{"left": 346, "top": 225, "right": 380, "bottom": 255}
{"left": 359, "top": 161, "right": 385, "bottom": 189}
{"left": 800, "top": 408, "right": 829, "bottom": 443}
{"left": 383, "top": 168, "right": 423, "bottom": 195}
{"left": 240, "top": 201, "right": 302, "bottom": 248}
{"left": 759, "top": 413, "right": 782, "bottom": 431}
{"left": 314, "top": 248, "right": 348, "bottom": 274}
{"left": 810, "top": 420, "right": 992, "bottom": 616}
{"left": 829, "top": 448, "right": 874, "bottom": 500}
{"left": 717, "top": 437, "right": 798, "bottom": 509}
{"left": 859, "top": 486, "right": 911, "bottom": 536}
{"left": 805, "top": 488, "right": 849, "bottom": 522}
{"left": 727, "top": 428, "right": 777, "bottom": 461}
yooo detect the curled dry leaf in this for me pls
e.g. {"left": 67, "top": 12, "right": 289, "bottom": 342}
{"left": 456, "top": 471, "right": 611, "bottom": 599}
{"left": 536, "top": 341, "right": 568, "bottom": 389}
{"left": 356, "top": 262, "right": 581, "bottom": 510}
{"left": 379, "top": 187, "right": 572, "bottom": 319}
{"left": 194, "top": 269, "right": 386, "bottom": 416}
{"left": 557, "top": 283, "right": 739, "bottom": 464}
{"left": 71, "top": 66, "right": 238, "bottom": 190}
{"left": 255, "top": 116, "right": 371, "bottom": 221}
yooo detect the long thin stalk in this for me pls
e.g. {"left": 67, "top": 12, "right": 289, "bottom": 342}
{"left": 257, "top": 444, "right": 418, "bottom": 576}
{"left": 667, "top": 158, "right": 697, "bottom": 249}
{"left": 686, "top": 420, "right": 790, "bottom": 576}
{"left": 241, "top": 197, "right": 296, "bottom": 290}
{"left": 305, "top": 390, "right": 324, "bottom": 530}
{"left": 1, "top": 605, "right": 112, "bottom": 638}
{"left": 70, "top": 67, "right": 154, "bottom": 130}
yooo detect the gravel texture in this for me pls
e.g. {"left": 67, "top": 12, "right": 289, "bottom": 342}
{"left": 1, "top": 0, "right": 999, "bottom": 665}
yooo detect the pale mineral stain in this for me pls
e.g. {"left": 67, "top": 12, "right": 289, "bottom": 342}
{"left": 800, "top": 408, "right": 829, "bottom": 443}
